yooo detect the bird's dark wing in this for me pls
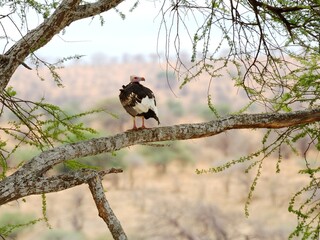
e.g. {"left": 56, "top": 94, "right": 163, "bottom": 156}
{"left": 119, "top": 82, "right": 154, "bottom": 106}
{"left": 119, "top": 82, "right": 159, "bottom": 124}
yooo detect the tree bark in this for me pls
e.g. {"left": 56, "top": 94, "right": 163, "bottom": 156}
{"left": 88, "top": 174, "right": 128, "bottom": 240}
{"left": 0, "top": 108, "right": 319, "bottom": 239}
{"left": 0, "top": 0, "right": 125, "bottom": 92}
{"left": 1, "top": 107, "right": 320, "bottom": 205}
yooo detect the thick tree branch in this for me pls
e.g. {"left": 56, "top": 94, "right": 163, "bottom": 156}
{"left": 0, "top": 0, "right": 125, "bottom": 92}
{"left": 0, "top": 0, "right": 81, "bottom": 91}
{"left": 73, "top": 0, "right": 125, "bottom": 21}
{"left": 1, "top": 108, "right": 320, "bottom": 205}
{"left": 0, "top": 168, "right": 122, "bottom": 205}
{"left": 36, "top": 168, "right": 126, "bottom": 239}
{"left": 30, "top": 168, "right": 122, "bottom": 196}
{"left": 0, "top": 55, "right": 32, "bottom": 70}
{"left": 250, "top": 0, "right": 317, "bottom": 13}
{"left": 88, "top": 174, "right": 128, "bottom": 240}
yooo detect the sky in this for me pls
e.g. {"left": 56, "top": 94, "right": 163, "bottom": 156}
{"left": 34, "top": 0, "right": 187, "bottom": 62}
{"left": 0, "top": 0, "right": 174, "bottom": 61}
{"left": 0, "top": 0, "right": 211, "bottom": 64}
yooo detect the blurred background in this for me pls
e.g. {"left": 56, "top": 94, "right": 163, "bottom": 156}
{"left": 1, "top": 54, "right": 313, "bottom": 240}
{"left": 0, "top": 1, "right": 316, "bottom": 239}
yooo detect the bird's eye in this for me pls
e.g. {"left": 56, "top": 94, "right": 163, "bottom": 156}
{"left": 134, "top": 77, "right": 138, "bottom": 79}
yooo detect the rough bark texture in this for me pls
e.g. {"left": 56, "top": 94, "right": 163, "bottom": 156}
{"left": 1, "top": 1, "right": 320, "bottom": 238}
{"left": 1, "top": 107, "right": 320, "bottom": 205}
{"left": 0, "top": 107, "right": 319, "bottom": 238}
{"left": 88, "top": 175, "right": 128, "bottom": 240}
{"left": 16, "top": 168, "right": 122, "bottom": 197}
{"left": 0, "top": 2, "right": 127, "bottom": 237}
{"left": 0, "top": 0, "right": 125, "bottom": 92}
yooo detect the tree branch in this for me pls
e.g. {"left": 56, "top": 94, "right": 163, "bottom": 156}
{"left": 34, "top": 168, "right": 122, "bottom": 194}
{"left": 251, "top": 0, "right": 319, "bottom": 14}
{"left": 0, "top": 0, "right": 125, "bottom": 92}
{"left": 88, "top": 174, "right": 128, "bottom": 240}
{"left": 1, "top": 108, "right": 320, "bottom": 205}
{"left": 248, "top": 0, "right": 320, "bottom": 35}
{"left": 0, "top": 55, "right": 32, "bottom": 70}
{"left": 38, "top": 168, "right": 126, "bottom": 239}
{"left": 0, "top": 168, "right": 123, "bottom": 204}
{"left": 73, "top": 0, "right": 125, "bottom": 21}
{"left": 0, "top": 0, "right": 81, "bottom": 91}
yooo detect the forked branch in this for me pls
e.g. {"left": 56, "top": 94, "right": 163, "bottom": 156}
{"left": 1, "top": 108, "right": 320, "bottom": 205}
{"left": 0, "top": 108, "right": 319, "bottom": 239}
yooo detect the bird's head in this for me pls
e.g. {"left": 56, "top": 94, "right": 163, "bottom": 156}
{"left": 130, "top": 75, "right": 145, "bottom": 83}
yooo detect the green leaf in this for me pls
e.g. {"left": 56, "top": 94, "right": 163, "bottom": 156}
{"left": 6, "top": 86, "right": 17, "bottom": 97}
{"left": 64, "top": 160, "right": 99, "bottom": 171}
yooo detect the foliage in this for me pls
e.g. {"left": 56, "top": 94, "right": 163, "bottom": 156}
{"left": 196, "top": 123, "right": 320, "bottom": 237}
{"left": 0, "top": 0, "right": 320, "bottom": 238}
{"left": 0, "top": 211, "right": 41, "bottom": 238}
{"left": 0, "top": 82, "right": 99, "bottom": 234}
{"left": 41, "top": 193, "right": 52, "bottom": 230}
{"left": 161, "top": 0, "right": 320, "bottom": 110}
{"left": 56, "top": 149, "right": 128, "bottom": 174}
{"left": 0, "top": 86, "right": 99, "bottom": 178}
{"left": 159, "top": 0, "right": 320, "bottom": 237}
{"left": 30, "top": 54, "right": 84, "bottom": 87}
{"left": 0, "top": 0, "right": 57, "bottom": 22}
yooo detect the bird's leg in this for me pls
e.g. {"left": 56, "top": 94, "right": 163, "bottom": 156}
{"left": 132, "top": 117, "right": 138, "bottom": 130}
{"left": 141, "top": 116, "right": 147, "bottom": 129}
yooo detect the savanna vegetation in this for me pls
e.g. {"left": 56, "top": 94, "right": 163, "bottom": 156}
{"left": 0, "top": 0, "right": 320, "bottom": 239}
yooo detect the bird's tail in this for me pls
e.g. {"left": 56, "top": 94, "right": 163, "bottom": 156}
{"left": 155, "top": 116, "right": 160, "bottom": 125}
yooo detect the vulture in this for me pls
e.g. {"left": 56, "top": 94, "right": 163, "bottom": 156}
{"left": 119, "top": 75, "right": 160, "bottom": 129}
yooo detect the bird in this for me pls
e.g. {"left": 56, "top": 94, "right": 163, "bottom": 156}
{"left": 119, "top": 75, "right": 160, "bottom": 130}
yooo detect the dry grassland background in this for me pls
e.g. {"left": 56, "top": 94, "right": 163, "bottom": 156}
{"left": 1, "top": 58, "right": 315, "bottom": 239}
